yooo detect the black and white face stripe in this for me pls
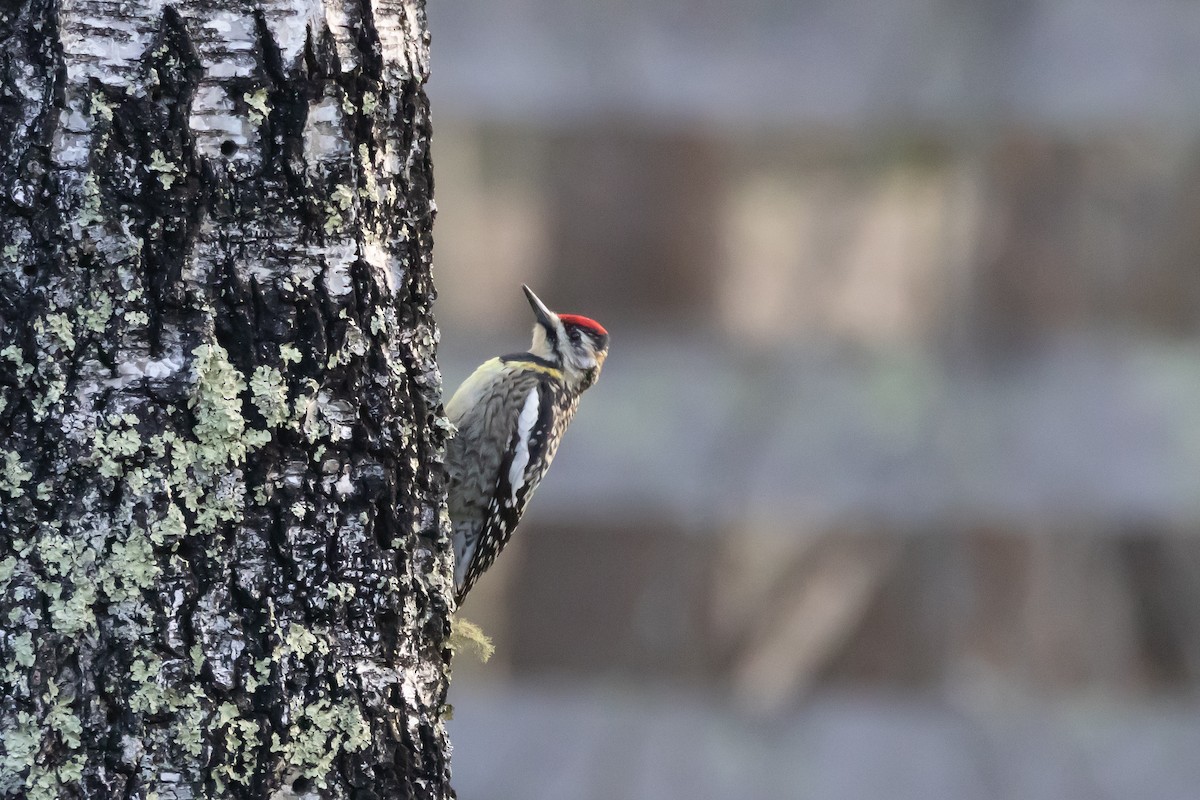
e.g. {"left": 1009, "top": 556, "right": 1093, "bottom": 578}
{"left": 569, "top": 327, "right": 608, "bottom": 355}
{"left": 522, "top": 286, "right": 609, "bottom": 393}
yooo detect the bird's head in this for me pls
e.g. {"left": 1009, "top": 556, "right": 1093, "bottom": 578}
{"left": 524, "top": 284, "right": 609, "bottom": 392}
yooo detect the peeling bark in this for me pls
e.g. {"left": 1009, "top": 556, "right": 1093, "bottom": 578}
{"left": 0, "top": 0, "right": 454, "bottom": 797}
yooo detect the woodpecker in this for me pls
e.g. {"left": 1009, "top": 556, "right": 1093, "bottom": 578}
{"left": 445, "top": 285, "right": 609, "bottom": 604}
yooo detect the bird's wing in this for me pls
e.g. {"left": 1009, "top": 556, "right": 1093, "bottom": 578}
{"left": 455, "top": 379, "right": 558, "bottom": 601}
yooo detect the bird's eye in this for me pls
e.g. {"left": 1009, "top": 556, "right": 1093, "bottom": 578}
{"left": 569, "top": 329, "right": 582, "bottom": 345}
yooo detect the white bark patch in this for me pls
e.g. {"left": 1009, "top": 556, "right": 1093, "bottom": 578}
{"left": 321, "top": 2, "right": 362, "bottom": 70}
{"left": 198, "top": 13, "right": 256, "bottom": 69}
{"left": 304, "top": 95, "right": 350, "bottom": 163}
{"left": 52, "top": 97, "right": 95, "bottom": 169}
{"left": 120, "top": 736, "right": 143, "bottom": 767}
{"left": 322, "top": 242, "right": 355, "bottom": 296}
{"left": 96, "top": 218, "right": 143, "bottom": 263}
{"left": 190, "top": 216, "right": 327, "bottom": 293}
{"left": 317, "top": 391, "right": 356, "bottom": 441}
{"left": 372, "top": 0, "right": 429, "bottom": 79}
{"left": 12, "top": 60, "right": 46, "bottom": 118}
{"left": 363, "top": 239, "right": 404, "bottom": 294}
{"left": 184, "top": 8, "right": 256, "bottom": 80}
{"left": 268, "top": 0, "right": 324, "bottom": 65}
{"left": 382, "top": 137, "right": 404, "bottom": 179}
{"left": 165, "top": 589, "right": 188, "bottom": 653}
{"left": 282, "top": 461, "right": 308, "bottom": 490}
{"left": 188, "top": 85, "right": 256, "bottom": 162}
{"left": 107, "top": 354, "right": 185, "bottom": 389}
{"left": 58, "top": 0, "right": 165, "bottom": 84}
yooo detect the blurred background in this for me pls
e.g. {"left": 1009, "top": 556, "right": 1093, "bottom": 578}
{"left": 425, "top": 2, "right": 1200, "bottom": 798}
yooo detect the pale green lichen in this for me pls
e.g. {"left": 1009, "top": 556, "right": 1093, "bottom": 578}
{"left": 90, "top": 90, "right": 113, "bottom": 121}
{"left": 186, "top": 470, "right": 245, "bottom": 534}
{"left": 279, "top": 344, "right": 302, "bottom": 366}
{"left": 250, "top": 366, "right": 290, "bottom": 428}
{"left": 358, "top": 145, "right": 379, "bottom": 199}
{"left": 1, "top": 451, "right": 33, "bottom": 498}
{"left": 323, "top": 209, "right": 344, "bottom": 235}
{"left": 293, "top": 380, "right": 327, "bottom": 441}
{"left": 0, "top": 556, "right": 17, "bottom": 587}
{"left": 1, "top": 346, "right": 32, "bottom": 380}
{"left": 245, "top": 89, "right": 269, "bottom": 123}
{"left": 245, "top": 657, "right": 272, "bottom": 693}
{"left": 42, "top": 313, "right": 75, "bottom": 352}
{"left": 215, "top": 702, "right": 240, "bottom": 728}
{"left": 80, "top": 291, "right": 113, "bottom": 333}
{"left": 99, "top": 525, "right": 159, "bottom": 604}
{"left": 148, "top": 150, "right": 178, "bottom": 189}
{"left": 177, "top": 705, "right": 206, "bottom": 762}
{"left": 9, "top": 632, "right": 34, "bottom": 668}
{"left": 326, "top": 321, "right": 366, "bottom": 369}
{"left": 124, "top": 309, "right": 150, "bottom": 327}
{"left": 55, "top": 753, "right": 85, "bottom": 788}
{"left": 149, "top": 501, "right": 187, "bottom": 546}
{"left": 44, "top": 570, "right": 97, "bottom": 638}
{"left": 147, "top": 434, "right": 167, "bottom": 458}
{"left": 272, "top": 697, "right": 371, "bottom": 788}
{"left": 92, "top": 422, "right": 142, "bottom": 480}
{"left": 79, "top": 173, "right": 102, "bottom": 227}
{"left": 188, "top": 342, "right": 257, "bottom": 473}
{"left": 361, "top": 91, "right": 377, "bottom": 115}
{"left": 283, "top": 623, "right": 327, "bottom": 660}
{"left": 30, "top": 369, "right": 66, "bottom": 424}
{"left": 0, "top": 712, "right": 41, "bottom": 796}
{"left": 43, "top": 680, "right": 83, "bottom": 750}
{"left": 124, "top": 466, "right": 151, "bottom": 496}
{"left": 189, "top": 643, "right": 205, "bottom": 672}
{"left": 23, "top": 495, "right": 169, "bottom": 653}
{"left": 36, "top": 533, "right": 85, "bottom": 581}
{"left": 150, "top": 339, "right": 268, "bottom": 534}
{"left": 212, "top": 702, "right": 261, "bottom": 789}
{"left": 129, "top": 655, "right": 167, "bottom": 714}
{"left": 332, "top": 185, "right": 354, "bottom": 211}
{"left": 325, "top": 582, "right": 356, "bottom": 602}
{"left": 172, "top": 690, "right": 208, "bottom": 759}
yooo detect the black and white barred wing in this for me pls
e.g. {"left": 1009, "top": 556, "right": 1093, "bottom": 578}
{"left": 454, "top": 381, "right": 558, "bottom": 601}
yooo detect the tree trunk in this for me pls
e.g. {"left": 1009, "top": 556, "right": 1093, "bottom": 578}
{"left": 0, "top": 0, "right": 454, "bottom": 797}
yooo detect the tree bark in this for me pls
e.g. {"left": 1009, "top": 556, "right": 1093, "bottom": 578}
{"left": 0, "top": 0, "right": 453, "bottom": 797}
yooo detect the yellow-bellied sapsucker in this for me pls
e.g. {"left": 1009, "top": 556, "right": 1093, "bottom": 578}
{"left": 445, "top": 285, "right": 609, "bottom": 604}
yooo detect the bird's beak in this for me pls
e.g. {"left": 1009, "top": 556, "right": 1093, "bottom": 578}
{"left": 522, "top": 285, "right": 558, "bottom": 331}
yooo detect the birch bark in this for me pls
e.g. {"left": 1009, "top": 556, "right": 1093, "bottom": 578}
{"left": 0, "top": 0, "right": 454, "bottom": 797}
